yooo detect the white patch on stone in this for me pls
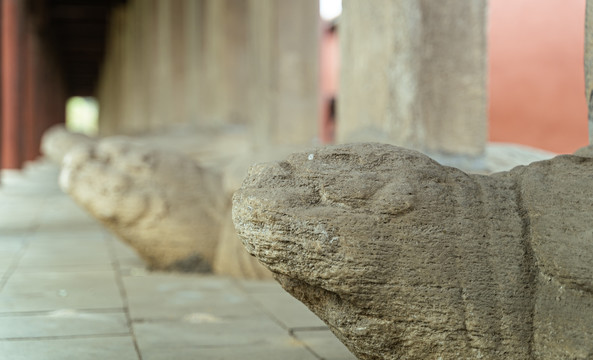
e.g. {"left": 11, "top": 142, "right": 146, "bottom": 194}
{"left": 183, "top": 312, "right": 222, "bottom": 324}
{"left": 48, "top": 309, "right": 78, "bottom": 318}
{"left": 308, "top": 154, "right": 314, "bottom": 161}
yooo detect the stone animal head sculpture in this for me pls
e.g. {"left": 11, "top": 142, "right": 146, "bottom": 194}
{"left": 233, "top": 142, "right": 593, "bottom": 360}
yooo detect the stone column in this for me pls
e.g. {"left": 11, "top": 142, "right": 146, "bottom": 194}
{"left": 98, "top": 5, "right": 126, "bottom": 136}
{"left": 120, "top": 0, "right": 143, "bottom": 133}
{"left": 151, "top": 0, "right": 173, "bottom": 130}
{"left": 138, "top": 0, "right": 157, "bottom": 131}
{"left": 586, "top": 0, "right": 593, "bottom": 141}
{"left": 199, "top": 0, "right": 250, "bottom": 126}
{"left": 338, "top": 0, "right": 487, "bottom": 162}
{"left": 247, "top": 0, "right": 320, "bottom": 147}
{"left": 184, "top": 0, "right": 206, "bottom": 125}
{"left": 169, "top": 0, "right": 188, "bottom": 126}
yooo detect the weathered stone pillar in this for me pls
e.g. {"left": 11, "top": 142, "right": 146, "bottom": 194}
{"left": 338, "top": 0, "right": 487, "bottom": 162}
{"left": 150, "top": 0, "right": 173, "bottom": 130}
{"left": 586, "top": 0, "right": 593, "bottom": 141}
{"left": 169, "top": 0, "right": 189, "bottom": 126}
{"left": 247, "top": 0, "right": 320, "bottom": 147}
{"left": 184, "top": 0, "right": 206, "bottom": 125}
{"left": 199, "top": 0, "right": 250, "bottom": 126}
{"left": 120, "top": 0, "right": 143, "bottom": 134}
{"left": 137, "top": 0, "right": 157, "bottom": 131}
{"left": 98, "top": 5, "right": 126, "bottom": 136}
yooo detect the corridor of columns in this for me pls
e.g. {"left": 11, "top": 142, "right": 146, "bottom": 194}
{"left": 0, "top": 0, "right": 589, "bottom": 359}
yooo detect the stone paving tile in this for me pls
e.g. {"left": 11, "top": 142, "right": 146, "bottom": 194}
{"left": 248, "top": 287, "right": 327, "bottom": 329}
{"left": 0, "top": 237, "right": 25, "bottom": 271}
{"left": 14, "top": 264, "right": 114, "bottom": 273}
{"left": 108, "top": 236, "right": 147, "bottom": 272}
{"left": 35, "top": 221, "right": 106, "bottom": 235}
{"left": 293, "top": 329, "right": 358, "bottom": 360}
{"left": 17, "top": 237, "right": 112, "bottom": 268}
{"left": 237, "top": 278, "right": 284, "bottom": 293}
{"left": 0, "top": 205, "right": 41, "bottom": 232}
{"left": 134, "top": 316, "right": 318, "bottom": 360}
{"left": 0, "top": 336, "right": 139, "bottom": 360}
{"left": 36, "top": 204, "right": 100, "bottom": 229}
{"left": 0, "top": 269, "right": 124, "bottom": 313}
{"left": 164, "top": 342, "right": 319, "bottom": 360}
{"left": 123, "top": 274, "right": 263, "bottom": 321}
{"left": 29, "top": 228, "right": 106, "bottom": 242}
{"left": 0, "top": 310, "right": 129, "bottom": 339}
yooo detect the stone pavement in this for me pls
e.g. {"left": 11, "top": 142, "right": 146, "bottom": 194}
{"left": 0, "top": 143, "right": 557, "bottom": 360}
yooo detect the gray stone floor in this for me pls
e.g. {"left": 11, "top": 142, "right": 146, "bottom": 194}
{"left": 0, "top": 143, "right": 558, "bottom": 360}
{"left": 0, "top": 161, "right": 355, "bottom": 360}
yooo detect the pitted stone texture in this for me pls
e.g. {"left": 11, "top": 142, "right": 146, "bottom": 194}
{"left": 233, "top": 143, "right": 593, "bottom": 360}
{"left": 61, "top": 138, "right": 224, "bottom": 272}
{"left": 41, "top": 124, "right": 95, "bottom": 164}
{"left": 212, "top": 211, "right": 272, "bottom": 279}
{"left": 574, "top": 144, "right": 593, "bottom": 158}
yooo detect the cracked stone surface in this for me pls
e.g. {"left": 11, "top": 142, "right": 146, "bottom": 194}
{"left": 60, "top": 137, "right": 224, "bottom": 272}
{"left": 233, "top": 142, "right": 593, "bottom": 360}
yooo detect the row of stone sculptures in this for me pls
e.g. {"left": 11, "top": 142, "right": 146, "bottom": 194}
{"left": 42, "top": 124, "right": 298, "bottom": 278}
{"left": 44, "top": 126, "right": 593, "bottom": 359}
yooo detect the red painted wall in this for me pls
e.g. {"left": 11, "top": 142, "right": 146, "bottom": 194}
{"left": 489, "top": 0, "right": 589, "bottom": 153}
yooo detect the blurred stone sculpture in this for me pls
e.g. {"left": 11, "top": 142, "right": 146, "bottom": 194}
{"left": 41, "top": 124, "right": 95, "bottom": 164}
{"left": 61, "top": 138, "right": 224, "bottom": 272}
{"left": 233, "top": 142, "right": 593, "bottom": 359}
{"left": 59, "top": 134, "right": 275, "bottom": 278}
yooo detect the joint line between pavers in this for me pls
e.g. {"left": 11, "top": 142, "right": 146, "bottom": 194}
{"left": 0, "top": 196, "right": 53, "bottom": 292}
{"left": 0, "top": 233, "right": 35, "bottom": 293}
{"left": 231, "top": 279, "right": 325, "bottom": 360}
{"left": 288, "top": 326, "right": 330, "bottom": 335}
{"left": 104, "top": 232, "right": 144, "bottom": 360}
{"left": 0, "top": 307, "right": 126, "bottom": 317}
{"left": 0, "top": 332, "right": 132, "bottom": 342}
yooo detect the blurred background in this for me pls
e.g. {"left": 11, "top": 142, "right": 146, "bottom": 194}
{"left": 0, "top": 0, "right": 589, "bottom": 171}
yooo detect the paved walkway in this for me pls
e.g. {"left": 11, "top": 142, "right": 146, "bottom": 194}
{"left": 0, "top": 143, "right": 557, "bottom": 359}
{"left": 0, "top": 161, "right": 355, "bottom": 360}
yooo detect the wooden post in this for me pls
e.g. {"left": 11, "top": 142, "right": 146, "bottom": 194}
{"left": 1, "top": 0, "right": 24, "bottom": 169}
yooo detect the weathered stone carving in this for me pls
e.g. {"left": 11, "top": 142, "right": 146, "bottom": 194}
{"left": 61, "top": 138, "right": 224, "bottom": 272}
{"left": 233, "top": 142, "right": 593, "bottom": 359}
{"left": 212, "top": 147, "right": 305, "bottom": 279}
{"left": 41, "top": 124, "right": 95, "bottom": 164}
{"left": 60, "top": 134, "right": 273, "bottom": 278}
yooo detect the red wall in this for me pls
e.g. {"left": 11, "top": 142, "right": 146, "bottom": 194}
{"left": 489, "top": 0, "right": 589, "bottom": 153}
